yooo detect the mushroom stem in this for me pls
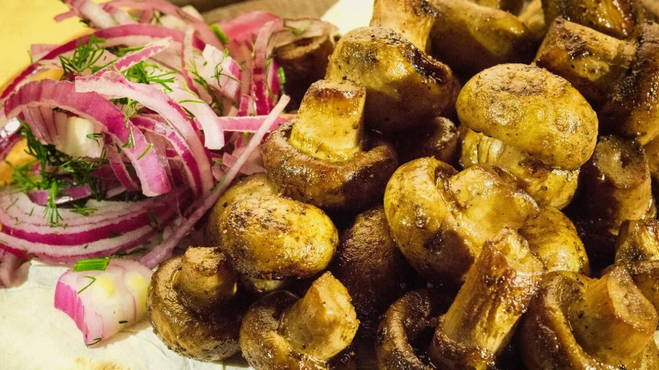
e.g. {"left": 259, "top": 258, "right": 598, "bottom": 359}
{"left": 429, "top": 230, "right": 543, "bottom": 368}
{"left": 288, "top": 80, "right": 365, "bottom": 163}
{"left": 281, "top": 272, "right": 359, "bottom": 360}
{"left": 568, "top": 266, "right": 658, "bottom": 364}
{"left": 370, "top": 0, "right": 437, "bottom": 51}
{"left": 615, "top": 219, "right": 659, "bottom": 265}
{"left": 175, "top": 247, "right": 237, "bottom": 311}
{"left": 534, "top": 18, "right": 634, "bottom": 106}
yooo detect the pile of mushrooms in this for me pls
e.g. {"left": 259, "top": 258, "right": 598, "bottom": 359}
{"left": 145, "top": 0, "right": 659, "bottom": 368}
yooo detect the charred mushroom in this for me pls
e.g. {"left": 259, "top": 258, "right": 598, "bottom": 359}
{"left": 542, "top": 0, "right": 641, "bottom": 39}
{"left": 519, "top": 207, "right": 590, "bottom": 274}
{"left": 239, "top": 272, "right": 359, "bottom": 369}
{"left": 457, "top": 63, "right": 598, "bottom": 208}
{"left": 218, "top": 193, "right": 338, "bottom": 280}
{"left": 520, "top": 266, "right": 658, "bottom": 369}
{"left": 274, "top": 19, "right": 338, "bottom": 103}
{"left": 519, "top": 0, "right": 547, "bottom": 42}
{"left": 615, "top": 219, "right": 659, "bottom": 265}
{"left": 429, "top": 230, "right": 543, "bottom": 369}
{"left": 534, "top": 18, "right": 635, "bottom": 106}
{"left": 376, "top": 290, "right": 450, "bottom": 370}
{"left": 331, "top": 207, "right": 413, "bottom": 337}
{"left": 470, "top": 0, "right": 525, "bottom": 14}
{"left": 261, "top": 79, "right": 398, "bottom": 212}
{"left": 384, "top": 157, "right": 539, "bottom": 284}
{"left": 370, "top": 0, "right": 437, "bottom": 51}
{"left": 430, "top": 0, "right": 535, "bottom": 76}
{"left": 325, "top": 27, "right": 460, "bottom": 134}
{"left": 148, "top": 247, "right": 243, "bottom": 361}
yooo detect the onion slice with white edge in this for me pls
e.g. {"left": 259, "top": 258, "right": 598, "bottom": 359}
{"left": 54, "top": 258, "right": 153, "bottom": 346}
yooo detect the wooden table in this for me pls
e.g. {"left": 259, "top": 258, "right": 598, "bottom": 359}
{"left": 203, "top": 0, "right": 338, "bottom": 23}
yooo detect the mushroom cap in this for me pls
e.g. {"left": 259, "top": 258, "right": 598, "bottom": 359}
{"left": 218, "top": 194, "right": 338, "bottom": 280}
{"left": 262, "top": 121, "right": 398, "bottom": 212}
{"left": 457, "top": 63, "right": 598, "bottom": 170}
{"left": 147, "top": 256, "right": 242, "bottom": 362}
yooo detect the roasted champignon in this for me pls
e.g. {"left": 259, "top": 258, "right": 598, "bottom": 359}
{"left": 395, "top": 117, "right": 459, "bottom": 165}
{"left": 615, "top": 219, "right": 659, "bottom": 265}
{"left": 470, "top": 0, "right": 524, "bottom": 14}
{"left": 239, "top": 272, "right": 359, "bottom": 369}
{"left": 370, "top": 0, "right": 437, "bottom": 51}
{"left": 218, "top": 193, "right": 337, "bottom": 280}
{"left": 331, "top": 207, "right": 413, "bottom": 337}
{"left": 602, "top": 22, "right": 659, "bottom": 144}
{"left": 644, "top": 135, "right": 659, "bottom": 181}
{"left": 148, "top": 247, "right": 243, "bottom": 362}
{"left": 376, "top": 290, "right": 450, "bottom": 370}
{"left": 274, "top": 19, "right": 337, "bottom": 104}
{"left": 519, "top": 207, "right": 590, "bottom": 274}
{"left": 324, "top": 26, "right": 460, "bottom": 134}
{"left": 644, "top": 0, "right": 659, "bottom": 21}
{"left": 534, "top": 18, "right": 635, "bottom": 106}
{"left": 460, "top": 128, "right": 579, "bottom": 209}
{"left": 457, "top": 63, "right": 598, "bottom": 208}
{"left": 429, "top": 230, "right": 543, "bottom": 369}
{"left": 384, "top": 157, "right": 539, "bottom": 284}
{"left": 261, "top": 79, "right": 398, "bottom": 212}
{"left": 206, "top": 173, "right": 276, "bottom": 244}
{"left": 520, "top": 266, "right": 658, "bottom": 369}
{"left": 580, "top": 136, "right": 655, "bottom": 236}
{"left": 541, "top": 0, "right": 640, "bottom": 39}
{"left": 429, "top": 0, "right": 535, "bottom": 77}
{"left": 625, "top": 261, "right": 659, "bottom": 313}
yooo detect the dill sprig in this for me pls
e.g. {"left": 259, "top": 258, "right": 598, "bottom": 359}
{"left": 59, "top": 35, "right": 113, "bottom": 75}
{"left": 11, "top": 122, "right": 106, "bottom": 226}
{"left": 123, "top": 61, "right": 176, "bottom": 92}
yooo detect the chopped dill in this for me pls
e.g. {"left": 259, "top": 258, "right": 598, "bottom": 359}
{"left": 210, "top": 24, "right": 230, "bottom": 45}
{"left": 77, "top": 275, "right": 97, "bottom": 294}
{"left": 123, "top": 61, "right": 176, "bottom": 92}
{"left": 59, "top": 35, "right": 113, "bottom": 75}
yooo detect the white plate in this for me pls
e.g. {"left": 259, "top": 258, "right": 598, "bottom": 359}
{"left": 0, "top": 1, "right": 373, "bottom": 369}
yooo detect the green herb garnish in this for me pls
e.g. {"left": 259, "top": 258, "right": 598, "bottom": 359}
{"left": 59, "top": 35, "right": 112, "bottom": 75}
{"left": 86, "top": 337, "right": 102, "bottom": 346}
{"left": 123, "top": 61, "right": 176, "bottom": 92}
{"left": 73, "top": 257, "right": 110, "bottom": 272}
{"left": 210, "top": 24, "right": 230, "bottom": 45}
{"left": 77, "top": 276, "right": 97, "bottom": 294}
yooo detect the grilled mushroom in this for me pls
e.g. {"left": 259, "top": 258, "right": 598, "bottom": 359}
{"left": 325, "top": 26, "right": 460, "bottom": 134}
{"left": 384, "top": 157, "right": 539, "bottom": 284}
{"left": 148, "top": 247, "right": 243, "bottom": 361}
{"left": 239, "top": 272, "right": 359, "bottom": 369}
{"left": 615, "top": 219, "right": 659, "bottom": 265}
{"left": 519, "top": 207, "right": 590, "bottom": 274}
{"left": 541, "top": 0, "right": 640, "bottom": 39}
{"left": 395, "top": 117, "right": 459, "bottom": 165}
{"left": 429, "top": 230, "right": 543, "bottom": 369}
{"left": 430, "top": 0, "right": 535, "bottom": 77}
{"left": 457, "top": 63, "right": 598, "bottom": 208}
{"left": 534, "top": 18, "right": 635, "bottom": 106}
{"left": 370, "top": 0, "right": 437, "bottom": 51}
{"left": 218, "top": 193, "right": 338, "bottom": 280}
{"left": 520, "top": 266, "right": 658, "bottom": 369}
{"left": 261, "top": 79, "right": 398, "bottom": 212}
{"left": 331, "top": 207, "right": 413, "bottom": 337}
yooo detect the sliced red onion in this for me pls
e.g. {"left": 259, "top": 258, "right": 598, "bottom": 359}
{"left": 139, "top": 94, "right": 290, "bottom": 268}
{"left": 2, "top": 24, "right": 203, "bottom": 100}
{"left": 113, "top": 37, "right": 172, "bottom": 71}
{"left": 216, "top": 11, "right": 280, "bottom": 45}
{"left": 252, "top": 19, "right": 283, "bottom": 115}
{"left": 54, "top": 259, "right": 152, "bottom": 346}
{"left": 0, "top": 249, "right": 29, "bottom": 288}
{"left": 75, "top": 71, "right": 211, "bottom": 194}
{"left": 102, "top": 2, "right": 136, "bottom": 25}
{"left": 4, "top": 80, "right": 171, "bottom": 197}
{"left": 107, "top": 0, "right": 222, "bottom": 49}
{"left": 30, "top": 44, "right": 59, "bottom": 61}
{"left": 221, "top": 152, "right": 263, "bottom": 175}
{"left": 106, "top": 141, "right": 140, "bottom": 191}
{"left": 218, "top": 114, "right": 293, "bottom": 132}
{"left": 197, "top": 45, "right": 242, "bottom": 102}
{"left": 27, "top": 185, "right": 93, "bottom": 206}
{"left": 67, "top": 0, "right": 119, "bottom": 28}
{"left": 167, "top": 87, "right": 225, "bottom": 150}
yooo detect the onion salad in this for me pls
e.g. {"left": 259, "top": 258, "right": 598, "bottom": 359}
{"left": 0, "top": 0, "right": 336, "bottom": 346}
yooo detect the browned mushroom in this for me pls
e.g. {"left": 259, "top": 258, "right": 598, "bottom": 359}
{"left": 384, "top": 157, "right": 539, "bottom": 284}
{"left": 331, "top": 207, "right": 413, "bottom": 337}
{"left": 148, "top": 247, "right": 244, "bottom": 362}
{"left": 239, "top": 272, "right": 359, "bottom": 369}
{"left": 520, "top": 266, "right": 658, "bottom": 369}
{"left": 429, "top": 230, "right": 543, "bottom": 369}
{"left": 395, "top": 117, "right": 459, "bottom": 165}
{"left": 457, "top": 63, "right": 598, "bottom": 208}
{"left": 325, "top": 27, "right": 460, "bottom": 134}
{"left": 541, "top": 0, "right": 641, "bottom": 39}
{"left": 262, "top": 79, "right": 398, "bottom": 212}
{"left": 370, "top": 0, "right": 437, "bottom": 51}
